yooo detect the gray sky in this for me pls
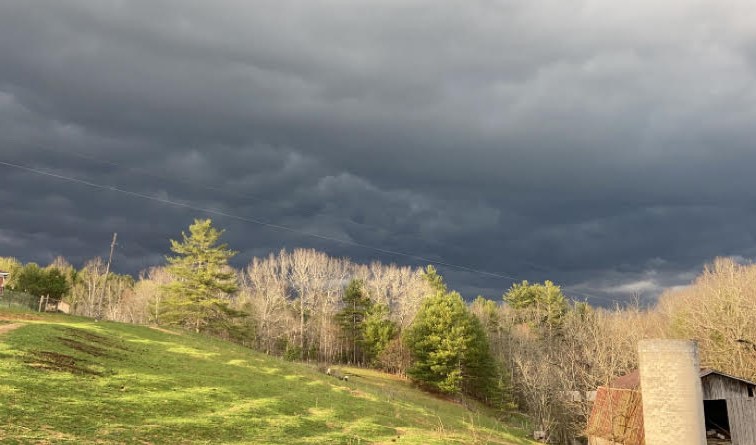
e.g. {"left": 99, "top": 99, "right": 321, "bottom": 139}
{"left": 2, "top": 0, "right": 756, "bottom": 305}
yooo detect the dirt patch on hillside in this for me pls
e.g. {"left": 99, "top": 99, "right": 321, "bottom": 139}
{"left": 0, "top": 323, "right": 24, "bottom": 335}
{"left": 24, "top": 350, "right": 103, "bottom": 376}
{"left": 19, "top": 328, "right": 131, "bottom": 376}
{"left": 61, "top": 328, "right": 130, "bottom": 351}
{"left": 57, "top": 337, "right": 111, "bottom": 357}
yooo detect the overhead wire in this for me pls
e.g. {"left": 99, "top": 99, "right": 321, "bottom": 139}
{"left": 0, "top": 150, "right": 631, "bottom": 304}
{"left": 15, "top": 142, "right": 551, "bottom": 275}
{"left": 10, "top": 143, "right": 629, "bottom": 299}
{"left": 10, "top": 142, "right": 428, "bottom": 238}
{"left": 0, "top": 159, "right": 521, "bottom": 281}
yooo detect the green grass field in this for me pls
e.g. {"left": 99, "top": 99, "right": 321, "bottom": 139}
{"left": 0, "top": 309, "right": 535, "bottom": 444}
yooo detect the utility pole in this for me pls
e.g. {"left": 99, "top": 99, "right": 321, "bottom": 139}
{"left": 96, "top": 233, "right": 117, "bottom": 321}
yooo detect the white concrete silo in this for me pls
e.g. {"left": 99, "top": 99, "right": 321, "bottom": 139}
{"left": 638, "top": 339, "right": 707, "bottom": 445}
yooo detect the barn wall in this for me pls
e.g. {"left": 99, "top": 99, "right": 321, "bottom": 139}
{"left": 728, "top": 398, "right": 756, "bottom": 445}
{"left": 702, "top": 374, "right": 754, "bottom": 400}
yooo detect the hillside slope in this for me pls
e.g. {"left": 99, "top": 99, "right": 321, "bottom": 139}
{"left": 0, "top": 310, "right": 534, "bottom": 445}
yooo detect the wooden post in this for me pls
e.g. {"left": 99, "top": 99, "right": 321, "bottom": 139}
{"left": 38, "top": 295, "right": 44, "bottom": 312}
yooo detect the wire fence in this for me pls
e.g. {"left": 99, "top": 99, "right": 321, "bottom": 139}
{"left": 0, "top": 290, "right": 41, "bottom": 311}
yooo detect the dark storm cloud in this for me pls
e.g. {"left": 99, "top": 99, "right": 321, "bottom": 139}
{"left": 2, "top": 0, "right": 756, "bottom": 304}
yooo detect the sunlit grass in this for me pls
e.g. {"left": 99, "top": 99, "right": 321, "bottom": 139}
{"left": 0, "top": 309, "right": 535, "bottom": 444}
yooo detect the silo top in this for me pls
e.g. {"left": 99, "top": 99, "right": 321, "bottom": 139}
{"left": 638, "top": 339, "right": 698, "bottom": 354}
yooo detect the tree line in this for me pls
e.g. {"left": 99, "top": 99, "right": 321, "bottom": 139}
{"left": 3, "top": 219, "right": 755, "bottom": 443}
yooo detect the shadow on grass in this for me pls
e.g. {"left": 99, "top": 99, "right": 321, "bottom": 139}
{"left": 0, "top": 318, "right": 535, "bottom": 445}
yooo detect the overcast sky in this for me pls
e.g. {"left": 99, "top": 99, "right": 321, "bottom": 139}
{"left": 2, "top": 0, "right": 756, "bottom": 305}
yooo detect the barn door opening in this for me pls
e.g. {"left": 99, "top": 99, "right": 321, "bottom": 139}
{"left": 704, "top": 399, "right": 731, "bottom": 440}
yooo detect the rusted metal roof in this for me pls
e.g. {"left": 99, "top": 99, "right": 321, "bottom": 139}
{"left": 586, "top": 386, "right": 645, "bottom": 445}
{"left": 608, "top": 370, "right": 641, "bottom": 389}
{"left": 589, "top": 367, "right": 755, "bottom": 444}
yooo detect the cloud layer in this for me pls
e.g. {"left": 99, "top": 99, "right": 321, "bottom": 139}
{"left": 2, "top": 0, "right": 756, "bottom": 304}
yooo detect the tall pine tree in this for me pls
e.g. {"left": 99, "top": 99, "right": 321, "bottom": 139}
{"left": 504, "top": 280, "right": 567, "bottom": 335}
{"left": 404, "top": 269, "right": 501, "bottom": 403}
{"left": 336, "top": 279, "right": 373, "bottom": 364}
{"left": 162, "top": 219, "right": 239, "bottom": 333}
{"left": 361, "top": 303, "right": 398, "bottom": 365}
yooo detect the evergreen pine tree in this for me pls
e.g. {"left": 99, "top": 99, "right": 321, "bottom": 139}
{"left": 504, "top": 280, "right": 567, "bottom": 333}
{"left": 404, "top": 287, "right": 500, "bottom": 400}
{"left": 162, "top": 219, "right": 239, "bottom": 333}
{"left": 459, "top": 315, "right": 502, "bottom": 404}
{"left": 420, "top": 265, "right": 447, "bottom": 293}
{"left": 336, "top": 279, "right": 373, "bottom": 364}
{"left": 361, "top": 303, "right": 398, "bottom": 364}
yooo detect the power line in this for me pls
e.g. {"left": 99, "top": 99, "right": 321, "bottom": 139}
{"left": 10, "top": 142, "right": 429, "bottom": 239}
{"left": 10, "top": 142, "right": 627, "bottom": 300}
{"left": 0, "top": 155, "right": 633, "bottom": 304}
{"left": 16, "top": 142, "right": 554, "bottom": 278}
{"left": 0, "top": 159, "right": 520, "bottom": 281}
{"left": 19, "top": 143, "right": 286, "bottom": 207}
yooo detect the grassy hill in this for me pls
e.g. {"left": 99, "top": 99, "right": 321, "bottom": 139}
{"left": 0, "top": 309, "right": 535, "bottom": 444}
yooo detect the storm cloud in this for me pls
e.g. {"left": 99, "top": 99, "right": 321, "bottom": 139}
{"left": 2, "top": 0, "right": 756, "bottom": 304}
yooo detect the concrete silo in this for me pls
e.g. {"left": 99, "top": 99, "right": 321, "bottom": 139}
{"left": 638, "top": 339, "right": 707, "bottom": 445}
